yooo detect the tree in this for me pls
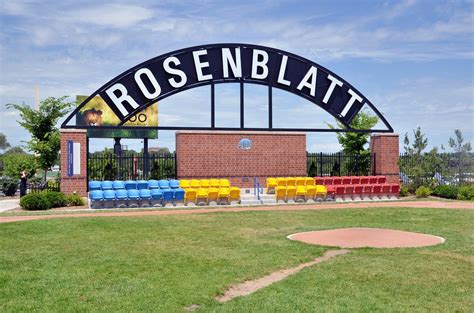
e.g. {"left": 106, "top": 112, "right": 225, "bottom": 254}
{"left": 327, "top": 110, "right": 379, "bottom": 175}
{"left": 7, "top": 96, "right": 74, "bottom": 182}
{"left": 0, "top": 133, "right": 10, "bottom": 151}
{"left": 2, "top": 153, "right": 37, "bottom": 179}
{"left": 447, "top": 129, "right": 472, "bottom": 184}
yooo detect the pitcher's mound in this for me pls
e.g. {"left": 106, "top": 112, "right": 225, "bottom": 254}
{"left": 288, "top": 228, "right": 444, "bottom": 248}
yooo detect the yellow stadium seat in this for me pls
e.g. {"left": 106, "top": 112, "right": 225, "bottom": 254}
{"left": 180, "top": 179, "right": 190, "bottom": 189}
{"left": 286, "top": 177, "right": 296, "bottom": 186}
{"left": 200, "top": 179, "right": 210, "bottom": 188}
{"left": 276, "top": 177, "right": 286, "bottom": 187}
{"left": 266, "top": 177, "right": 277, "bottom": 194}
{"left": 185, "top": 188, "right": 197, "bottom": 205}
{"left": 295, "top": 185, "right": 306, "bottom": 202}
{"left": 315, "top": 185, "right": 327, "bottom": 201}
{"left": 218, "top": 188, "right": 230, "bottom": 205}
{"left": 219, "top": 179, "right": 231, "bottom": 188}
{"left": 190, "top": 179, "right": 200, "bottom": 189}
{"left": 305, "top": 177, "right": 315, "bottom": 186}
{"left": 286, "top": 185, "right": 297, "bottom": 202}
{"left": 230, "top": 187, "right": 241, "bottom": 204}
{"left": 208, "top": 187, "right": 219, "bottom": 204}
{"left": 209, "top": 179, "right": 220, "bottom": 188}
{"left": 196, "top": 188, "right": 209, "bottom": 205}
{"left": 296, "top": 177, "right": 306, "bottom": 186}
{"left": 306, "top": 185, "right": 316, "bottom": 200}
{"left": 275, "top": 186, "right": 287, "bottom": 202}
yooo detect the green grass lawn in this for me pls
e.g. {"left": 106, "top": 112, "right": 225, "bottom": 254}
{"left": 1, "top": 207, "right": 473, "bottom": 312}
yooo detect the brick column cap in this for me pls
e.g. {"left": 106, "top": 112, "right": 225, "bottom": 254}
{"left": 60, "top": 129, "right": 87, "bottom": 133}
{"left": 176, "top": 130, "right": 305, "bottom": 136}
{"left": 371, "top": 133, "right": 399, "bottom": 137}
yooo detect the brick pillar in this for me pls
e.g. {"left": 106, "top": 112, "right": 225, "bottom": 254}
{"left": 60, "top": 129, "right": 88, "bottom": 196}
{"left": 370, "top": 134, "right": 399, "bottom": 184}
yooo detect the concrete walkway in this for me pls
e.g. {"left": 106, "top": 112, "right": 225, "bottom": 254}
{"left": 0, "top": 198, "right": 19, "bottom": 212}
{"left": 0, "top": 200, "right": 472, "bottom": 224}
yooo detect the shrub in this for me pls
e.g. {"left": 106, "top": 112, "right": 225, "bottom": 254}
{"left": 399, "top": 184, "right": 410, "bottom": 197}
{"left": 66, "top": 194, "right": 85, "bottom": 206}
{"left": 20, "top": 193, "right": 50, "bottom": 210}
{"left": 1, "top": 177, "right": 18, "bottom": 196}
{"left": 2, "top": 153, "right": 37, "bottom": 179}
{"left": 43, "top": 191, "right": 67, "bottom": 208}
{"left": 415, "top": 186, "right": 432, "bottom": 198}
{"left": 457, "top": 185, "right": 474, "bottom": 201}
{"left": 432, "top": 185, "right": 458, "bottom": 199}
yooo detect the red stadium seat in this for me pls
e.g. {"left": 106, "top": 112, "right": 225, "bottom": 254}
{"left": 368, "top": 176, "right": 378, "bottom": 184}
{"left": 381, "top": 184, "right": 391, "bottom": 200}
{"left": 344, "top": 185, "right": 354, "bottom": 201}
{"left": 323, "top": 177, "right": 333, "bottom": 186}
{"left": 342, "top": 176, "right": 352, "bottom": 185}
{"left": 333, "top": 177, "right": 342, "bottom": 185}
{"left": 353, "top": 185, "right": 363, "bottom": 201}
{"left": 390, "top": 184, "right": 400, "bottom": 199}
{"left": 314, "top": 177, "right": 324, "bottom": 185}
{"left": 372, "top": 185, "right": 382, "bottom": 200}
{"left": 362, "top": 185, "right": 372, "bottom": 200}
{"left": 351, "top": 176, "right": 360, "bottom": 185}
{"left": 335, "top": 185, "right": 345, "bottom": 201}
{"left": 325, "top": 185, "right": 335, "bottom": 200}
{"left": 376, "top": 176, "right": 386, "bottom": 184}
{"left": 360, "top": 176, "right": 369, "bottom": 184}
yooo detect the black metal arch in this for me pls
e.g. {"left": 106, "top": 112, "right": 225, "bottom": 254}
{"left": 61, "top": 43, "right": 393, "bottom": 133}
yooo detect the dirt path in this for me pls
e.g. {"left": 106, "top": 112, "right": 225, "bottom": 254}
{"left": 0, "top": 200, "right": 472, "bottom": 224}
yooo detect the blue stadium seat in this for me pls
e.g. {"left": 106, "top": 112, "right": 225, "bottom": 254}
{"left": 173, "top": 188, "right": 185, "bottom": 205}
{"left": 136, "top": 180, "right": 148, "bottom": 190}
{"left": 125, "top": 180, "right": 137, "bottom": 190}
{"left": 150, "top": 189, "right": 163, "bottom": 207}
{"left": 103, "top": 190, "right": 116, "bottom": 208}
{"left": 89, "top": 181, "right": 101, "bottom": 191}
{"left": 158, "top": 180, "right": 170, "bottom": 189}
{"left": 148, "top": 180, "right": 160, "bottom": 189}
{"left": 113, "top": 180, "right": 125, "bottom": 190}
{"left": 127, "top": 189, "right": 140, "bottom": 208}
{"left": 115, "top": 189, "right": 128, "bottom": 208}
{"left": 162, "top": 188, "right": 174, "bottom": 206}
{"left": 101, "top": 180, "right": 113, "bottom": 190}
{"left": 169, "top": 180, "right": 180, "bottom": 189}
{"left": 139, "top": 189, "right": 152, "bottom": 207}
{"left": 89, "top": 190, "right": 104, "bottom": 209}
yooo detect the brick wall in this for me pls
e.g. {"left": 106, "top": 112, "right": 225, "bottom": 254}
{"left": 60, "top": 129, "right": 88, "bottom": 196}
{"left": 370, "top": 134, "right": 400, "bottom": 184}
{"left": 176, "top": 131, "right": 307, "bottom": 188}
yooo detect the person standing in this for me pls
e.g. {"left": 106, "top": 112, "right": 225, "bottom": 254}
{"left": 20, "top": 170, "right": 28, "bottom": 197}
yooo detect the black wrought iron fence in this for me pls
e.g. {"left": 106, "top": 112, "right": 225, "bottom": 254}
{"left": 88, "top": 153, "right": 176, "bottom": 181}
{"left": 307, "top": 152, "right": 375, "bottom": 177}
{"left": 29, "top": 181, "right": 61, "bottom": 193}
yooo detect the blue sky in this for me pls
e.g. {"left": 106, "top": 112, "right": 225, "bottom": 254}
{"left": 0, "top": 0, "right": 473, "bottom": 153}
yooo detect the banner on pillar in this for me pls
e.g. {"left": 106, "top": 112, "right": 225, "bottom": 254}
{"left": 67, "top": 140, "right": 81, "bottom": 176}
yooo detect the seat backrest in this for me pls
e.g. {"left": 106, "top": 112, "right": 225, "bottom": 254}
{"left": 315, "top": 185, "right": 327, "bottom": 193}
{"left": 381, "top": 184, "right": 391, "bottom": 192}
{"left": 127, "top": 189, "right": 140, "bottom": 199}
{"left": 323, "top": 177, "right": 333, "bottom": 185}
{"left": 139, "top": 189, "right": 152, "bottom": 198}
{"left": 332, "top": 177, "right": 342, "bottom": 185}
{"left": 266, "top": 177, "right": 277, "bottom": 187}
{"left": 200, "top": 179, "right": 210, "bottom": 188}
{"left": 89, "top": 181, "right": 101, "bottom": 191}
{"left": 209, "top": 179, "right": 220, "bottom": 188}
{"left": 148, "top": 180, "right": 160, "bottom": 189}
{"left": 314, "top": 177, "right": 324, "bottom": 185}
{"left": 354, "top": 185, "right": 363, "bottom": 193}
{"left": 218, "top": 188, "right": 230, "bottom": 196}
{"left": 180, "top": 179, "right": 190, "bottom": 188}
{"left": 360, "top": 176, "right": 369, "bottom": 184}
{"left": 219, "top": 179, "right": 230, "bottom": 188}
{"left": 197, "top": 188, "right": 209, "bottom": 197}
{"left": 306, "top": 185, "right": 316, "bottom": 195}
{"left": 305, "top": 177, "right": 315, "bottom": 186}
{"left": 286, "top": 177, "right": 296, "bottom": 186}
{"left": 351, "top": 176, "right": 360, "bottom": 185}
{"left": 286, "top": 186, "right": 297, "bottom": 196}
{"left": 363, "top": 185, "right": 373, "bottom": 193}
{"left": 112, "top": 181, "right": 125, "bottom": 190}
{"left": 101, "top": 180, "right": 113, "bottom": 190}
{"left": 125, "top": 180, "right": 137, "bottom": 190}
{"left": 276, "top": 177, "right": 287, "bottom": 186}
{"left": 103, "top": 190, "right": 115, "bottom": 200}
{"left": 368, "top": 176, "right": 378, "bottom": 184}
{"left": 230, "top": 188, "right": 240, "bottom": 198}
{"left": 295, "top": 177, "right": 306, "bottom": 186}
{"left": 136, "top": 180, "right": 148, "bottom": 190}
{"left": 174, "top": 188, "right": 185, "bottom": 200}
{"left": 89, "top": 190, "right": 104, "bottom": 200}
{"left": 169, "top": 180, "right": 180, "bottom": 188}
{"left": 296, "top": 186, "right": 306, "bottom": 194}
{"left": 345, "top": 185, "right": 354, "bottom": 193}
{"left": 390, "top": 184, "right": 400, "bottom": 193}
{"left": 372, "top": 185, "right": 382, "bottom": 193}
{"left": 208, "top": 188, "right": 219, "bottom": 198}
{"left": 275, "top": 186, "right": 286, "bottom": 197}
{"left": 185, "top": 188, "right": 197, "bottom": 200}
{"left": 342, "top": 176, "right": 352, "bottom": 185}
{"left": 115, "top": 189, "right": 128, "bottom": 199}
{"left": 335, "top": 185, "right": 345, "bottom": 194}
{"left": 158, "top": 180, "right": 170, "bottom": 189}
{"left": 162, "top": 189, "right": 174, "bottom": 200}
{"left": 376, "top": 176, "right": 386, "bottom": 184}
{"left": 150, "top": 189, "right": 163, "bottom": 199}
{"left": 190, "top": 179, "right": 200, "bottom": 188}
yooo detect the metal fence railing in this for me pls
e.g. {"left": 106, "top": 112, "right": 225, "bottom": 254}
{"left": 88, "top": 153, "right": 176, "bottom": 181}
{"left": 29, "top": 181, "right": 61, "bottom": 193}
{"left": 399, "top": 152, "right": 473, "bottom": 185}
{"left": 307, "top": 152, "right": 375, "bottom": 177}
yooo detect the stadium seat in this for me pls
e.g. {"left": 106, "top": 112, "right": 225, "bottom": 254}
{"left": 286, "top": 186, "right": 297, "bottom": 202}
{"left": 136, "top": 180, "right": 148, "bottom": 190}
{"left": 390, "top": 184, "right": 400, "bottom": 199}
{"left": 101, "top": 180, "right": 113, "bottom": 190}
{"left": 333, "top": 177, "right": 342, "bottom": 185}
{"left": 89, "top": 181, "right": 101, "bottom": 191}
{"left": 89, "top": 190, "right": 104, "bottom": 209}
{"left": 103, "top": 190, "right": 116, "bottom": 208}
{"left": 124, "top": 180, "right": 137, "bottom": 190}
{"left": 296, "top": 177, "right": 306, "bottom": 186}
{"left": 286, "top": 177, "right": 296, "bottom": 187}
{"left": 351, "top": 176, "right": 360, "bottom": 185}
{"left": 360, "top": 176, "right": 369, "bottom": 184}
{"left": 323, "top": 177, "right": 333, "bottom": 186}
{"left": 230, "top": 187, "right": 241, "bottom": 204}
{"left": 344, "top": 185, "right": 354, "bottom": 201}
{"left": 162, "top": 189, "right": 175, "bottom": 206}
{"left": 127, "top": 189, "right": 140, "bottom": 208}
{"left": 169, "top": 179, "right": 180, "bottom": 189}
{"left": 381, "top": 184, "right": 391, "bottom": 200}
{"left": 325, "top": 185, "right": 335, "bottom": 201}
{"left": 115, "top": 189, "right": 128, "bottom": 208}
{"left": 179, "top": 179, "right": 190, "bottom": 189}
{"left": 368, "top": 176, "right": 378, "bottom": 184}
{"left": 266, "top": 177, "right": 277, "bottom": 194}
{"left": 315, "top": 185, "right": 327, "bottom": 201}
{"left": 184, "top": 188, "right": 197, "bottom": 205}
{"left": 200, "top": 179, "right": 210, "bottom": 188}
{"left": 148, "top": 180, "right": 160, "bottom": 189}
{"left": 353, "top": 185, "right": 363, "bottom": 201}
{"left": 305, "top": 177, "right": 315, "bottom": 186}
{"left": 305, "top": 185, "right": 317, "bottom": 201}
{"left": 158, "top": 180, "right": 170, "bottom": 189}
{"left": 295, "top": 185, "right": 306, "bottom": 202}
{"left": 209, "top": 179, "right": 220, "bottom": 188}
{"left": 342, "top": 176, "right": 352, "bottom": 185}
{"left": 276, "top": 177, "right": 287, "bottom": 187}
{"left": 190, "top": 179, "right": 200, "bottom": 189}
{"left": 372, "top": 185, "right": 382, "bottom": 200}
{"left": 376, "top": 176, "right": 386, "bottom": 184}
{"left": 139, "top": 189, "right": 152, "bottom": 207}
{"left": 150, "top": 189, "right": 163, "bottom": 207}
{"left": 314, "top": 177, "right": 324, "bottom": 185}
{"left": 362, "top": 185, "right": 373, "bottom": 200}
{"left": 335, "top": 185, "right": 345, "bottom": 202}
{"left": 207, "top": 187, "right": 219, "bottom": 205}
{"left": 219, "top": 179, "right": 231, "bottom": 188}
{"left": 275, "top": 186, "right": 286, "bottom": 202}
{"left": 196, "top": 188, "right": 209, "bottom": 205}
{"left": 218, "top": 188, "right": 230, "bottom": 205}
{"left": 173, "top": 188, "right": 185, "bottom": 205}
{"left": 112, "top": 180, "right": 125, "bottom": 190}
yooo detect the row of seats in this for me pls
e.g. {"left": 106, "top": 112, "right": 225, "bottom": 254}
{"left": 275, "top": 185, "right": 328, "bottom": 203}
{"left": 89, "top": 188, "right": 185, "bottom": 209}
{"left": 314, "top": 176, "right": 387, "bottom": 185}
{"left": 89, "top": 180, "right": 181, "bottom": 191}
{"left": 266, "top": 177, "right": 315, "bottom": 191}
{"left": 327, "top": 183, "right": 400, "bottom": 201}
{"left": 184, "top": 187, "right": 240, "bottom": 206}
{"left": 179, "top": 179, "right": 232, "bottom": 189}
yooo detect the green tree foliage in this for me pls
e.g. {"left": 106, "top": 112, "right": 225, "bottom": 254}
{"left": 7, "top": 96, "right": 73, "bottom": 182}
{"left": 327, "top": 110, "right": 379, "bottom": 175}
{"left": 2, "top": 153, "right": 37, "bottom": 179}
{"left": 446, "top": 129, "right": 472, "bottom": 184}
{"left": 0, "top": 133, "right": 10, "bottom": 151}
